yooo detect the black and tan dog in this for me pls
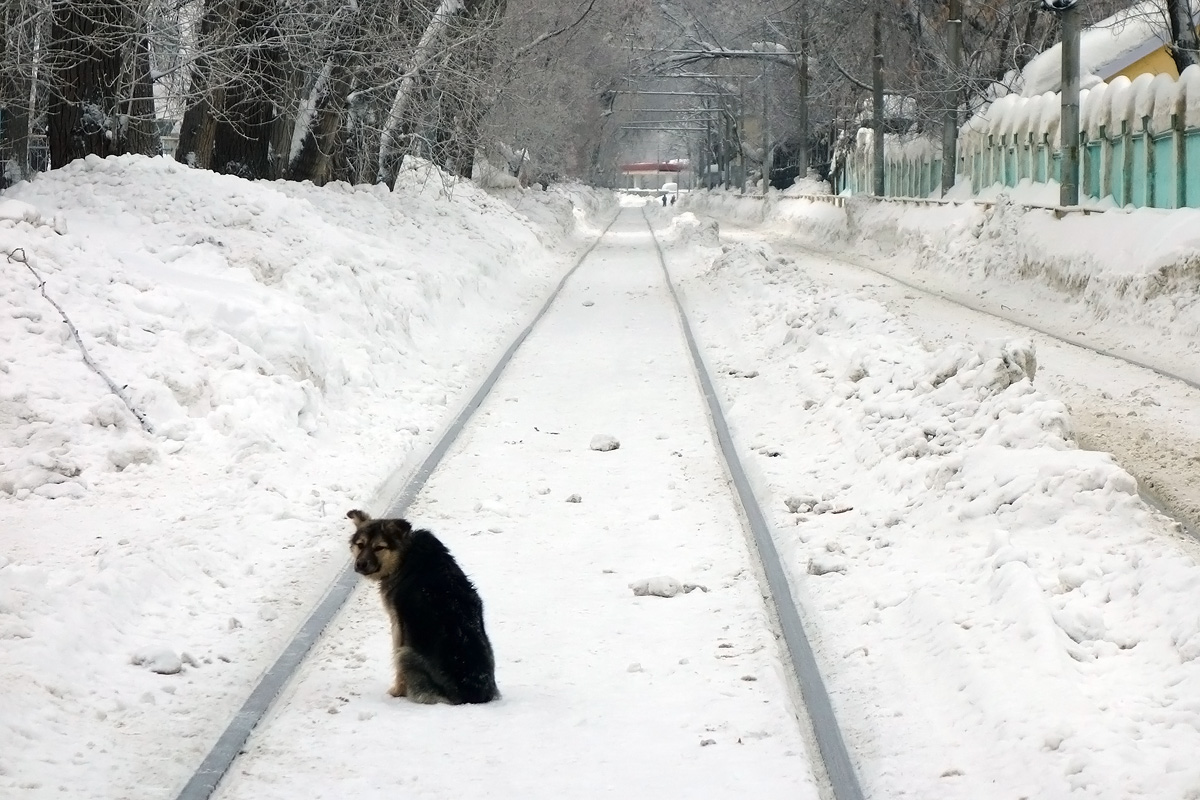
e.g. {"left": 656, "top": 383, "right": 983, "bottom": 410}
{"left": 347, "top": 509, "right": 499, "bottom": 705}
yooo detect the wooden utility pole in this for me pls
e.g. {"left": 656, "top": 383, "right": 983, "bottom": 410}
{"left": 739, "top": 85, "right": 747, "bottom": 192}
{"left": 796, "top": 7, "right": 810, "bottom": 179}
{"left": 941, "top": 0, "right": 962, "bottom": 194}
{"left": 762, "top": 71, "right": 771, "bottom": 195}
{"left": 872, "top": 11, "right": 885, "bottom": 196}
{"left": 1060, "top": 4, "right": 1081, "bottom": 205}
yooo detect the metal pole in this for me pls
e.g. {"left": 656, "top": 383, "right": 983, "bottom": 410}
{"left": 941, "top": 0, "right": 962, "bottom": 195}
{"left": 872, "top": 11, "right": 885, "bottom": 196}
{"left": 1060, "top": 5, "right": 1081, "bottom": 206}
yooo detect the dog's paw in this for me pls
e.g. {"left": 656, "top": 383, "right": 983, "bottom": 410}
{"left": 388, "top": 681, "right": 407, "bottom": 698}
{"left": 407, "top": 690, "right": 448, "bottom": 705}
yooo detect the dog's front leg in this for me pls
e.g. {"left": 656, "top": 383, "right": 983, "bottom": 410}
{"left": 389, "top": 617, "right": 407, "bottom": 697}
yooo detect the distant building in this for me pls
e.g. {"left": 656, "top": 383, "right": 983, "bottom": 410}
{"left": 618, "top": 160, "right": 686, "bottom": 190}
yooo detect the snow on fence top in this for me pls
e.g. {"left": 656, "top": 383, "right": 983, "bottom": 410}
{"left": 962, "top": 64, "right": 1200, "bottom": 153}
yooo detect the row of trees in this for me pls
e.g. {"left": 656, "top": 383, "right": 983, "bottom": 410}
{"left": 0, "top": 0, "right": 641, "bottom": 188}
{"left": 2, "top": 1, "right": 1198, "bottom": 190}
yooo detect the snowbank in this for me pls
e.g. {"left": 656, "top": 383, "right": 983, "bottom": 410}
{"left": 681, "top": 191, "right": 1200, "bottom": 366}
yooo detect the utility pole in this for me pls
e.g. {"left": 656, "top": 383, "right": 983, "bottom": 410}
{"left": 1059, "top": 3, "right": 1081, "bottom": 205}
{"left": 762, "top": 70, "right": 771, "bottom": 196}
{"left": 941, "top": 0, "right": 962, "bottom": 194}
{"left": 739, "top": 85, "right": 747, "bottom": 192}
{"left": 872, "top": 11, "right": 885, "bottom": 196}
{"left": 723, "top": 105, "right": 733, "bottom": 189}
{"left": 796, "top": 5, "right": 810, "bottom": 179}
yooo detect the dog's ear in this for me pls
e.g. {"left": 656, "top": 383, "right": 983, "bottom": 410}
{"left": 347, "top": 509, "right": 373, "bottom": 530}
{"left": 382, "top": 518, "right": 413, "bottom": 539}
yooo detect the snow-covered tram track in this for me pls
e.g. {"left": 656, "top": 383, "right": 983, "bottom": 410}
{"left": 173, "top": 208, "right": 836, "bottom": 800}
{"left": 644, "top": 211, "right": 865, "bottom": 800}
{"left": 737, "top": 232, "right": 1200, "bottom": 541}
{"left": 171, "top": 212, "right": 620, "bottom": 800}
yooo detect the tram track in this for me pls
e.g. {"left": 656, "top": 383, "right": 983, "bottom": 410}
{"left": 172, "top": 211, "right": 620, "bottom": 800}
{"left": 172, "top": 207, "right": 855, "bottom": 800}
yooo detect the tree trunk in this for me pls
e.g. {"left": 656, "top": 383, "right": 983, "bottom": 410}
{"left": 176, "top": 0, "right": 284, "bottom": 178}
{"left": 0, "top": 2, "right": 35, "bottom": 186}
{"left": 1167, "top": 0, "right": 1200, "bottom": 73}
{"left": 210, "top": 0, "right": 283, "bottom": 179}
{"left": 47, "top": 0, "right": 126, "bottom": 168}
{"left": 290, "top": 1, "right": 363, "bottom": 185}
{"left": 290, "top": 62, "right": 350, "bottom": 184}
{"left": 175, "top": 0, "right": 234, "bottom": 169}
{"left": 124, "top": 33, "right": 162, "bottom": 157}
{"left": 430, "top": 0, "right": 507, "bottom": 179}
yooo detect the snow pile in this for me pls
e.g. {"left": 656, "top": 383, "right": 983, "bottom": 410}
{"left": 676, "top": 238, "right": 1200, "bottom": 799}
{"left": 0, "top": 154, "right": 610, "bottom": 799}
{"left": 782, "top": 170, "right": 833, "bottom": 197}
{"left": 651, "top": 210, "right": 722, "bottom": 248}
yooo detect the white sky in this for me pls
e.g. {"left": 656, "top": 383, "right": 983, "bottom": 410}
{"left": 2, "top": 157, "right": 1199, "bottom": 799}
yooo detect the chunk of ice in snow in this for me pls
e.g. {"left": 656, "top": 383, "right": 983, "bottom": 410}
{"left": 589, "top": 434, "right": 620, "bottom": 451}
{"left": 131, "top": 647, "right": 183, "bottom": 675}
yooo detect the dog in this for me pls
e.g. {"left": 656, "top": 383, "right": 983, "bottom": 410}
{"left": 347, "top": 509, "right": 499, "bottom": 705}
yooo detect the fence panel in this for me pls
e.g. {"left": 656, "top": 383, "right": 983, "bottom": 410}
{"left": 1187, "top": 131, "right": 1200, "bottom": 207}
{"left": 1111, "top": 137, "right": 1127, "bottom": 206}
{"left": 1153, "top": 134, "right": 1176, "bottom": 209}
{"left": 836, "top": 74, "right": 1200, "bottom": 208}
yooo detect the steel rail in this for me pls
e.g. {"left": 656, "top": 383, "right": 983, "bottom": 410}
{"left": 172, "top": 212, "right": 621, "bottom": 800}
{"left": 643, "top": 208, "right": 866, "bottom": 800}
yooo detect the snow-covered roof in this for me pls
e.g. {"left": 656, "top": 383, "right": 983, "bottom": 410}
{"left": 1017, "top": 1, "right": 1191, "bottom": 96}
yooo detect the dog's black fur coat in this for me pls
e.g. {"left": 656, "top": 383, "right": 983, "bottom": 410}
{"left": 348, "top": 510, "right": 498, "bottom": 705}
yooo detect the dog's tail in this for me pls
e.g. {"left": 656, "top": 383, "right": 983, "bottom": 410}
{"left": 346, "top": 509, "right": 373, "bottom": 530}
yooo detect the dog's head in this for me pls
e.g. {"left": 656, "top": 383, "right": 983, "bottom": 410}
{"left": 347, "top": 509, "right": 412, "bottom": 580}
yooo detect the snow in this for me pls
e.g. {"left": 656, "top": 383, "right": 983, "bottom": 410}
{"left": 3, "top": 155, "right": 1200, "bottom": 800}
{"left": 659, "top": 202, "right": 1200, "bottom": 797}
{"left": 1015, "top": 1, "right": 1183, "bottom": 97}
{"left": 206, "top": 209, "right": 818, "bottom": 800}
